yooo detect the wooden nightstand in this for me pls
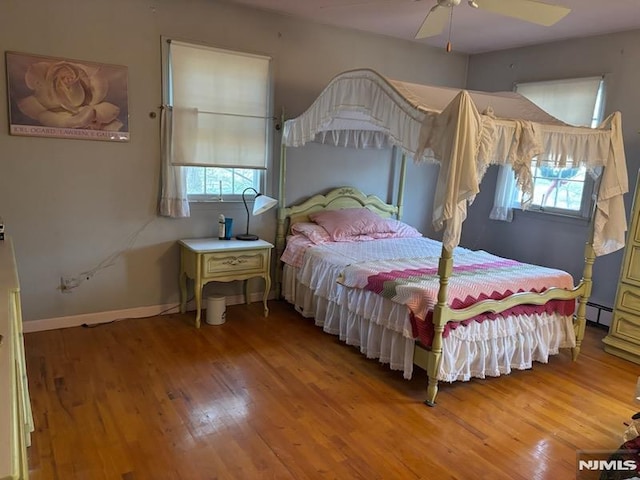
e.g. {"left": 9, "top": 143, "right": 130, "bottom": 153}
{"left": 178, "top": 238, "right": 274, "bottom": 328}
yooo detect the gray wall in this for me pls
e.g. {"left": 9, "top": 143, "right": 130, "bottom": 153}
{"left": 0, "top": 0, "right": 467, "bottom": 322}
{"left": 464, "top": 29, "right": 640, "bottom": 307}
{"left": 284, "top": 145, "right": 442, "bottom": 237}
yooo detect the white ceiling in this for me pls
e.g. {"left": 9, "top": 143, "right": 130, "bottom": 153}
{"left": 224, "top": 0, "right": 640, "bottom": 54}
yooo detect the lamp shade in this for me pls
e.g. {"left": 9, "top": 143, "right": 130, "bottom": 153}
{"left": 253, "top": 194, "right": 278, "bottom": 215}
{"left": 236, "top": 188, "right": 278, "bottom": 241}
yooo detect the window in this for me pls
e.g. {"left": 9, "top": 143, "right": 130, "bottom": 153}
{"left": 492, "top": 76, "right": 605, "bottom": 220}
{"left": 185, "top": 167, "right": 260, "bottom": 200}
{"left": 163, "top": 38, "right": 273, "bottom": 201}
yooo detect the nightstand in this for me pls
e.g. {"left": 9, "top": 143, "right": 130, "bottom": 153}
{"left": 178, "top": 238, "right": 274, "bottom": 328}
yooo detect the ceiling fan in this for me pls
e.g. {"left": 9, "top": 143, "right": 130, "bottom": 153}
{"left": 415, "top": 0, "right": 571, "bottom": 51}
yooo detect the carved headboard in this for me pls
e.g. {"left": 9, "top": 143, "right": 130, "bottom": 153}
{"left": 274, "top": 186, "right": 401, "bottom": 289}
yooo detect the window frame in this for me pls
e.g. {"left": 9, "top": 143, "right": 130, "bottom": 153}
{"left": 161, "top": 36, "right": 273, "bottom": 203}
{"left": 523, "top": 162, "right": 594, "bottom": 219}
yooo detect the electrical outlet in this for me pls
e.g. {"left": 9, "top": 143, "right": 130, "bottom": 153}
{"left": 60, "top": 276, "right": 78, "bottom": 293}
{"left": 59, "top": 273, "right": 93, "bottom": 293}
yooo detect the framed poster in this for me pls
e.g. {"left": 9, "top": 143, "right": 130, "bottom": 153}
{"left": 5, "top": 51, "right": 129, "bottom": 142}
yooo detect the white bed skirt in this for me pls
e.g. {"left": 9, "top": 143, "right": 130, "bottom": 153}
{"left": 283, "top": 264, "right": 576, "bottom": 383}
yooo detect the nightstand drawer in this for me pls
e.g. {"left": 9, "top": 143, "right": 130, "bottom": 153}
{"left": 203, "top": 250, "right": 268, "bottom": 278}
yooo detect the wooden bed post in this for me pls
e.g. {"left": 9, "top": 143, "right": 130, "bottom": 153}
{"left": 275, "top": 112, "right": 287, "bottom": 299}
{"left": 425, "top": 245, "right": 453, "bottom": 406}
{"left": 572, "top": 183, "right": 600, "bottom": 360}
{"left": 573, "top": 231, "right": 596, "bottom": 361}
{"left": 397, "top": 153, "right": 407, "bottom": 221}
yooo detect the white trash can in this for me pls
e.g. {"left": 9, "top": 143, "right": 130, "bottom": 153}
{"left": 206, "top": 295, "right": 226, "bottom": 325}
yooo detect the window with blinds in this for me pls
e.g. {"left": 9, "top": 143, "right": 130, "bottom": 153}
{"left": 163, "top": 39, "right": 272, "bottom": 199}
{"left": 514, "top": 76, "right": 604, "bottom": 217}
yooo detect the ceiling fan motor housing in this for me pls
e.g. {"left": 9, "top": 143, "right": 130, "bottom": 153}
{"left": 437, "top": 0, "right": 462, "bottom": 7}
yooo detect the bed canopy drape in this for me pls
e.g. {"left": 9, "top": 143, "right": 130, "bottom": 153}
{"left": 282, "top": 68, "right": 628, "bottom": 256}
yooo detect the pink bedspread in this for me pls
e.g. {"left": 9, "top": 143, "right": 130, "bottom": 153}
{"left": 338, "top": 249, "right": 576, "bottom": 346}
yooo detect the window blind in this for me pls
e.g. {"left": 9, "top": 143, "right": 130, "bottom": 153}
{"left": 515, "top": 76, "right": 603, "bottom": 127}
{"left": 168, "top": 40, "right": 271, "bottom": 169}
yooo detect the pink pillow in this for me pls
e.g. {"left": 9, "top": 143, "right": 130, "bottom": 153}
{"left": 372, "top": 220, "right": 422, "bottom": 239}
{"left": 309, "top": 208, "right": 395, "bottom": 241}
{"left": 290, "top": 222, "right": 331, "bottom": 244}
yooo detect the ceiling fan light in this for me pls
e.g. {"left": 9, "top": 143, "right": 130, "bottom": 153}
{"left": 468, "top": 0, "right": 479, "bottom": 8}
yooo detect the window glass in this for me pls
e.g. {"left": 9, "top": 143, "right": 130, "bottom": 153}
{"left": 186, "top": 167, "right": 260, "bottom": 199}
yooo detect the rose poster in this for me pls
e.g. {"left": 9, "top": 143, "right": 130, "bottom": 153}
{"left": 6, "top": 52, "right": 129, "bottom": 141}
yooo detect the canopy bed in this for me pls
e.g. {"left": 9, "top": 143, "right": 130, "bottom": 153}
{"left": 275, "top": 68, "right": 628, "bottom": 406}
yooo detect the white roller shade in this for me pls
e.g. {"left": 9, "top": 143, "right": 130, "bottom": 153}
{"left": 169, "top": 41, "right": 271, "bottom": 169}
{"left": 515, "top": 76, "right": 603, "bottom": 127}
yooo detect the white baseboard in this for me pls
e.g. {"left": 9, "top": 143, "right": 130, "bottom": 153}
{"left": 22, "top": 292, "right": 272, "bottom": 333}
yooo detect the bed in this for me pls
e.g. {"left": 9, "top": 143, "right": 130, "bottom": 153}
{"left": 275, "top": 69, "right": 629, "bottom": 406}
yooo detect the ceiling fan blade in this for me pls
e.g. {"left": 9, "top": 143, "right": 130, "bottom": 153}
{"left": 475, "top": 0, "right": 570, "bottom": 26}
{"left": 415, "top": 4, "right": 450, "bottom": 39}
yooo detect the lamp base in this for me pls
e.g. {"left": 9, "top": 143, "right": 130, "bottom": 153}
{"left": 236, "top": 233, "right": 259, "bottom": 241}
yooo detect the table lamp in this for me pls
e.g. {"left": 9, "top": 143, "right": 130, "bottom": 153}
{"left": 236, "top": 187, "right": 278, "bottom": 241}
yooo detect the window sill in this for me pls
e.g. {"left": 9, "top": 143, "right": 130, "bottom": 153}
{"left": 513, "top": 207, "right": 591, "bottom": 226}
{"left": 188, "top": 197, "right": 244, "bottom": 204}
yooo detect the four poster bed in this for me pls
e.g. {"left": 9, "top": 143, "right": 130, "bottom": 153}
{"left": 274, "top": 69, "right": 628, "bottom": 406}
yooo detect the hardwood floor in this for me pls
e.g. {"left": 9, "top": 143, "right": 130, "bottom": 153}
{"left": 25, "top": 300, "right": 639, "bottom": 480}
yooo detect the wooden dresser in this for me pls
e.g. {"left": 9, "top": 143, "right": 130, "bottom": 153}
{"left": 603, "top": 175, "right": 640, "bottom": 364}
{"left": 0, "top": 237, "right": 33, "bottom": 479}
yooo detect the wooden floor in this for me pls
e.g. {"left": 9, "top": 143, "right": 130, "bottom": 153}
{"left": 25, "top": 300, "right": 639, "bottom": 480}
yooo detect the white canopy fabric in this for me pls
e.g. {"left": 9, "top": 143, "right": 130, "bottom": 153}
{"left": 282, "top": 69, "right": 628, "bottom": 256}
